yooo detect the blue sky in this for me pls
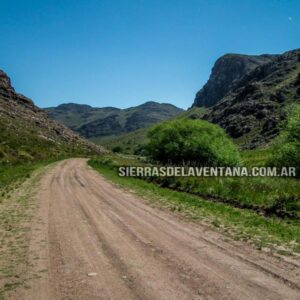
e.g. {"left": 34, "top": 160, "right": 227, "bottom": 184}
{"left": 0, "top": 0, "right": 299, "bottom": 109}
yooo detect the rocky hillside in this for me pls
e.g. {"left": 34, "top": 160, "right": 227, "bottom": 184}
{"left": 193, "top": 54, "right": 276, "bottom": 108}
{"left": 46, "top": 101, "right": 184, "bottom": 139}
{"left": 199, "top": 49, "right": 300, "bottom": 149}
{"left": 0, "top": 70, "right": 106, "bottom": 164}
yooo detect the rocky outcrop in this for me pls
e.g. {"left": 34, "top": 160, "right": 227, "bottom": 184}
{"left": 200, "top": 49, "right": 300, "bottom": 149}
{"left": 0, "top": 70, "right": 14, "bottom": 95}
{"left": 0, "top": 70, "right": 35, "bottom": 108}
{"left": 192, "top": 54, "right": 276, "bottom": 108}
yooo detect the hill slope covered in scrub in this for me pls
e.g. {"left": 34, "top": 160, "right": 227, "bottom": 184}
{"left": 0, "top": 70, "right": 105, "bottom": 164}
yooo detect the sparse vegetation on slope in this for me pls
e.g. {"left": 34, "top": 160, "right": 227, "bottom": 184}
{"left": 0, "top": 115, "right": 91, "bottom": 165}
{"left": 0, "top": 69, "right": 105, "bottom": 165}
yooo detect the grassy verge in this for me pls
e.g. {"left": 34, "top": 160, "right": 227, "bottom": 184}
{"left": 91, "top": 154, "right": 300, "bottom": 218}
{"left": 89, "top": 157, "right": 300, "bottom": 255}
{"left": 148, "top": 176, "right": 300, "bottom": 218}
{"left": 0, "top": 160, "right": 55, "bottom": 299}
{"left": 0, "top": 161, "right": 51, "bottom": 194}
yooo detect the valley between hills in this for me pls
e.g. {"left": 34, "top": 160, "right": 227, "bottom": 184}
{"left": 0, "top": 49, "right": 299, "bottom": 299}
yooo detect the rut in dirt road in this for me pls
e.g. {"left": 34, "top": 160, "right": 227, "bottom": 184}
{"left": 16, "top": 159, "right": 300, "bottom": 300}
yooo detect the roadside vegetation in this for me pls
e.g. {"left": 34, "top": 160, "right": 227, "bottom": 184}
{"left": 0, "top": 161, "right": 51, "bottom": 299}
{"left": 89, "top": 155, "right": 300, "bottom": 255}
{"left": 0, "top": 162, "right": 47, "bottom": 196}
{"left": 268, "top": 104, "right": 300, "bottom": 177}
{"left": 89, "top": 112, "right": 300, "bottom": 255}
{"left": 88, "top": 153, "right": 300, "bottom": 218}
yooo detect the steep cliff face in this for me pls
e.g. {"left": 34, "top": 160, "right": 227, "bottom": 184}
{"left": 0, "top": 70, "right": 106, "bottom": 163}
{"left": 192, "top": 54, "right": 276, "bottom": 108}
{"left": 201, "top": 49, "right": 300, "bottom": 149}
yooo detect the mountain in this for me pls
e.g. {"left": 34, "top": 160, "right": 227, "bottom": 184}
{"left": 101, "top": 107, "right": 206, "bottom": 154}
{"left": 0, "top": 70, "right": 105, "bottom": 164}
{"left": 46, "top": 101, "right": 184, "bottom": 140}
{"left": 194, "top": 49, "right": 300, "bottom": 149}
{"left": 192, "top": 54, "right": 276, "bottom": 108}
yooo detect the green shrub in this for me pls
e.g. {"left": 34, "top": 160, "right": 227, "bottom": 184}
{"left": 268, "top": 104, "right": 300, "bottom": 177}
{"left": 112, "top": 146, "right": 123, "bottom": 153}
{"left": 146, "top": 119, "right": 240, "bottom": 166}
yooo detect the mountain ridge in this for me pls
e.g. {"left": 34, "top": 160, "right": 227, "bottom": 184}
{"left": 46, "top": 101, "right": 184, "bottom": 140}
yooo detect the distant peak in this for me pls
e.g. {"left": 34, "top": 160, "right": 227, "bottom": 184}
{"left": 57, "top": 103, "right": 92, "bottom": 108}
{"left": 138, "top": 101, "right": 179, "bottom": 108}
{"left": 141, "top": 101, "right": 159, "bottom": 105}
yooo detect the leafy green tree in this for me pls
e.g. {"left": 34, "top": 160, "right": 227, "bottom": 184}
{"left": 147, "top": 118, "right": 240, "bottom": 166}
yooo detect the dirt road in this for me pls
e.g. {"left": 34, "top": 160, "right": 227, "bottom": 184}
{"left": 13, "top": 159, "right": 300, "bottom": 299}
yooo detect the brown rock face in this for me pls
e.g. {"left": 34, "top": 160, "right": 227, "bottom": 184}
{"left": 0, "top": 70, "right": 35, "bottom": 108}
{"left": 192, "top": 54, "right": 276, "bottom": 108}
{"left": 0, "top": 70, "right": 15, "bottom": 98}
